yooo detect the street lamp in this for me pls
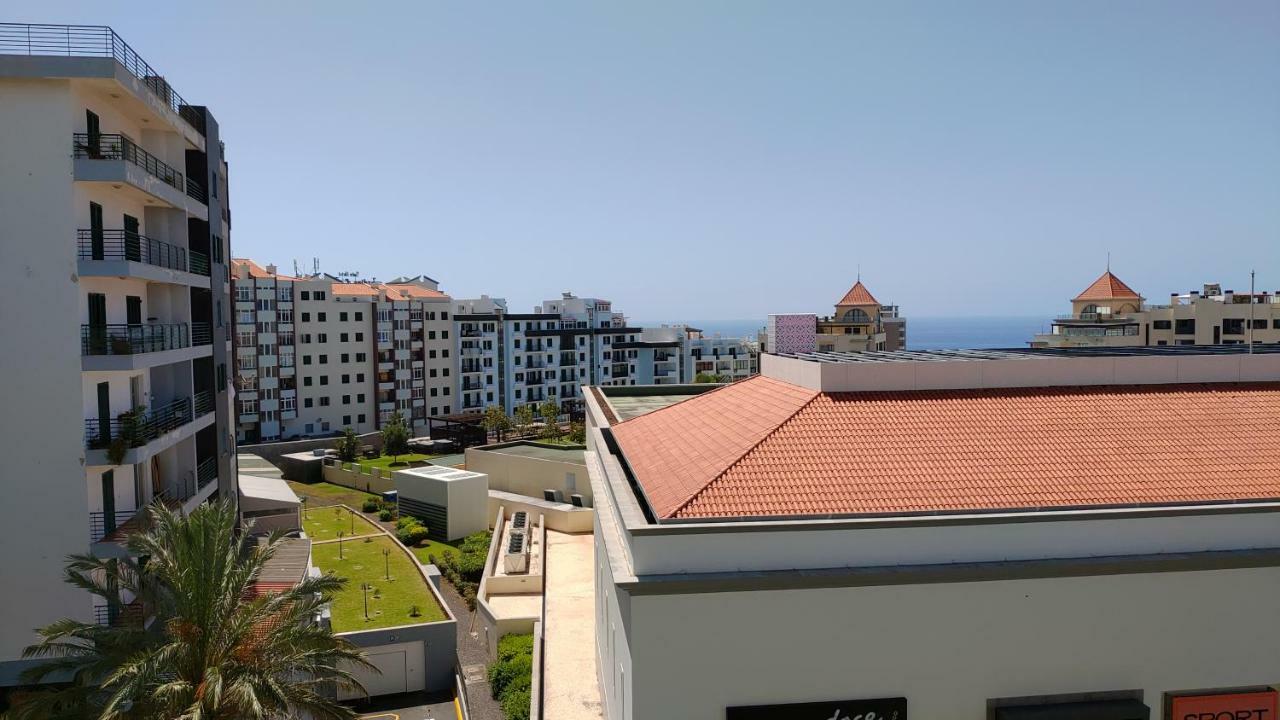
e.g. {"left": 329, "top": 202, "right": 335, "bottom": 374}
{"left": 337, "top": 530, "right": 345, "bottom": 559}
{"left": 382, "top": 547, "right": 391, "bottom": 580}
{"left": 362, "top": 582, "right": 370, "bottom": 620}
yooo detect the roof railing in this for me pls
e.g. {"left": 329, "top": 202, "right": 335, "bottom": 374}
{"left": 0, "top": 23, "right": 205, "bottom": 135}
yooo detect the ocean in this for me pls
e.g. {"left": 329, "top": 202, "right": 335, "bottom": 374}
{"left": 637, "top": 316, "right": 1052, "bottom": 350}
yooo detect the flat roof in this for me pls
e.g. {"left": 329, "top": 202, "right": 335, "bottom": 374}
{"left": 483, "top": 442, "right": 587, "bottom": 464}
{"left": 238, "top": 474, "right": 301, "bottom": 505}
{"left": 778, "top": 344, "right": 1280, "bottom": 364}
{"left": 396, "top": 465, "right": 484, "bottom": 481}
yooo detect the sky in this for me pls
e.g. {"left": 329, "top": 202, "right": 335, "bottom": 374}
{"left": 12, "top": 1, "right": 1280, "bottom": 319}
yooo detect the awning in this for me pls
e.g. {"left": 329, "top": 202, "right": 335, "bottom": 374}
{"left": 995, "top": 699, "right": 1149, "bottom": 720}
{"left": 237, "top": 473, "right": 301, "bottom": 514}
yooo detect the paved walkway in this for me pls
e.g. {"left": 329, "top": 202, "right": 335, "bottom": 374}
{"left": 542, "top": 531, "right": 603, "bottom": 720}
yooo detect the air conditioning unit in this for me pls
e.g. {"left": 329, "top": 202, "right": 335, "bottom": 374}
{"left": 503, "top": 530, "right": 529, "bottom": 574}
{"left": 570, "top": 494, "right": 585, "bottom": 508}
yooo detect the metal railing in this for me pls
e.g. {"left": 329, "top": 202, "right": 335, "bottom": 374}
{"left": 81, "top": 323, "right": 189, "bottom": 355}
{"left": 185, "top": 176, "right": 207, "bottom": 204}
{"left": 192, "top": 322, "right": 212, "bottom": 345}
{"left": 89, "top": 508, "right": 141, "bottom": 543}
{"left": 84, "top": 391, "right": 212, "bottom": 449}
{"left": 93, "top": 603, "right": 144, "bottom": 627}
{"left": 196, "top": 457, "right": 217, "bottom": 490}
{"left": 77, "top": 229, "right": 188, "bottom": 271}
{"left": 73, "top": 133, "right": 183, "bottom": 192}
{"left": 462, "top": 380, "right": 485, "bottom": 391}
{"left": 189, "top": 250, "right": 210, "bottom": 276}
{"left": 0, "top": 24, "right": 205, "bottom": 135}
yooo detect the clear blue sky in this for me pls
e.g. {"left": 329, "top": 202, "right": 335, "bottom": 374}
{"left": 14, "top": 1, "right": 1280, "bottom": 319}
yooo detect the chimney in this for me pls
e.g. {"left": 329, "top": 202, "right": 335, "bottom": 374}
{"left": 266, "top": 263, "right": 277, "bottom": 275}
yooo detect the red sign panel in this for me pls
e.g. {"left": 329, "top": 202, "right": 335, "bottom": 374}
{"left": 1170, "top": 691, "right": 1278, "bottom": 720}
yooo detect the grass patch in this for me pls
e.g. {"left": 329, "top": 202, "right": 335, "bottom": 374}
{"left": 312, "top": 535, "right": 446, "bottom": 631}
{"left": 287, "top": 481, "right": 378, "bottom": 512}
{"left": 354, "top": 453, "right": 437, "bottom": 472}
{"left": 410, "top": 537, "right": 463, "bottom": 566}
{"left": 302, "top": 505, "right": 379, "bottom": 541}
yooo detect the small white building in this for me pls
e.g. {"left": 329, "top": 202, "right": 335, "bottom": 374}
{"left": 393, "top": 465, "right": 489, "bottom": 541}
{"left": 237, "top": 474, "right": 301, "bottom": 535}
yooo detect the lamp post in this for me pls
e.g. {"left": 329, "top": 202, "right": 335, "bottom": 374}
{"left": 362, "top": 582, "right": 369, "bottom": 620}
{"left": 350, "top": 507, "right": 355, "bottom": 535}
{"left": 382, "top": 547, "right": 391, "bottom": 580}
{"left": 337, "top": 530, "right": 345, "bottom": 559}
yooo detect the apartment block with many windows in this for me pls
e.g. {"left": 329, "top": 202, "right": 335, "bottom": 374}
{"left": 1031, "top": 271, "right": 1280, "bottom": 348}
{"left": 0, "top": 23, "right": 236, "bottom": 684}
{"left": 231, "top": 261, "right": 454, "bottom": 441}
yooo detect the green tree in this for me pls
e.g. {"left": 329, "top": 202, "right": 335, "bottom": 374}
{"left": 568, "top": 421, "right": 586, "bottom": 444}
{"left": 481, "top": 405, "right": 511, "bottom": 442}
{"left": 11, "top": 500, "right": 372, "bottom": 720}
{"left": 538, "top": 401, "right": 562, "bottom": 440}
{"left": 513, "top": 405, "right": 536, "bottom": 439}
{"left": 381, "top": 410, "right": 410, "bottom": 464}
{"left": 335, "top": 426, "right": 360, "bottom": 462}
{"left": 694, "top": 372, "right": 728, "bottom": 384}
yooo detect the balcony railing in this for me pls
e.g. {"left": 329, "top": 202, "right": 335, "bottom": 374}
{"left": 196, "top": 457, "right": 217, "bottom": 490}
{"left": 185, "top": 176, "right": 208, "bottom": 204}
{"left": 89, "top": 508, "right": 141, "bottom": 543}
{"left": 93, "top": 603, "right": 145, "bottom": 627}
{"left": 189, "top": 251, "right": 210, "bottom": 276}
{"left": 0, "top": 24, "right": 205, "bottom": 135}
{"left": 462, "top": 380, "right": 484, "bottom": 391}
{"left": 84, "top": 391, "right": 213, "bottom": 450}
{"left": 73, "top": 133, "right": 183, "bottom": 192}
{"left": 192, "top": 322, "right": 212, "bottom": 345}
{"left": 77, "top": 229, "right": 188, "bottom": 271}
{"left": 81, "top": 323, "right": 189, "bottom": 356}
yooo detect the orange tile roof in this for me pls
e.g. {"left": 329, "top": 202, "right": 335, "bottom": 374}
{"left": 837, "top": 280, "right": 879, "bottom": 306}
{"left": 331, "top": 282, "right": 379, "bottom": 297}
{"left": 232, "top": 258, "right": 299, "bottom": 281}
{"left": 610, "top": 379, "right": 1280, "bottom": 520}
{"left": 385, "top": 283, "right": 449, "bottom": 300}
{"left": 1074, "top": 271, "right": 1141, "bottom": 301}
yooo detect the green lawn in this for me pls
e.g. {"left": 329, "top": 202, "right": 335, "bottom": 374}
{"left": 353, "top": 453, "right": 438, "bottom": 472}
{"left": 311, "top": 535, "right": 446, "bottom": 631}
{"left": 410, "top": 538, "right": 462, "bottom": 566}
{"left": 301, "top": 505, "right": 379, "bottom": 541}
{"left": 287, "top": 481, "right": 378, "bottom": 512}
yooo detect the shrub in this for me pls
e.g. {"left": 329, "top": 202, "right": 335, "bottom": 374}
{"left": 335, "top": 427, "right": 360, "bottom": 463}
{"left": 488, "top": 652, "right": 532, "bottom": 699}
{"left": 361, "top": 498, "right": 381, "bottom": 513}
{"left": 395, "top": 516, "right": 430, "bottom": 546}
{"left": 378, "top": 508, "right": 393, "bottom": 521}
{"left": 568, "top": 421, "right": 586, "bottom": 444}
{"left": 460, "top": 531, "right": 491, "bottom": 554}
{"left": 461, "top": 585, "right": 477, "bottom": 610}
{"left": 500, "top": 688, "right": 531, "bottom": 720}
{"left": 497, "top": 633, "right": 535, "bottom": 663}
{"left": 395, "top": 517, "right": 417, "bottom": 532}
{"left": 454, "top": 551, "right": 486, "bottom": 581}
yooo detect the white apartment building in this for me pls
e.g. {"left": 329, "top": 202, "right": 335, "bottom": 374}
{"left": 0, "top": 23, "right": 237, "bottom": 685}
{"left": 617, "top": 326, "right": 758, "bottom": 385}
{"left": 1033, "top": 272, "right": 1280, "bottom": 348}
{"left": 232, "top": 261, "right": 455, "bottom": 441}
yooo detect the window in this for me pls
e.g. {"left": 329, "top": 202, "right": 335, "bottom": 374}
{"left": 442, "top": 330, "right": 449, "bottom": 339}
{"left": 356, "top": 353, "right": 367, "bottom": 362}
{"left": 319, "top": 354, "right": 328, "bottom": 364}
{"left": 340, "top": 312, "right": 348, "bottom": 322}
{"left": 343, "top": 415, "right": 351, "bottom": 425}
{"left": 320, "top": 376, "right": 329, "bottom": 386}
{"left": 514, "top": 322, "right": 521, "bottom": 331}
{"left": 355, "top": 312, "right": 363, "bottom": 321}
{"left": 357, "top": 393, "right": 366, "bottom": 403}
{"left": 1153, "top": 320, "right": 1172, "bottom": 330}
{"left": 315, "top": 291, "right": 326, "bottom": 301}
{"left": 319, "top": 397, "right": 330, "bottom": 407}
{"left": 301, "top": 312, "right": 310, "bottom": 322}
{"left": 341, "top": 353, "right": 350, "bottom": 363}
{"left": 358, "top": 414, "right": 367, "bottom": 423}
{"left": 300, "top": 291, "right": 311, "bottom": 301}
{"left": 356, "top": 373, "right": 366, "bottom": 382}
{"left": 304, "top": 377, "right": 313, "bottom": 387}
{"left": 318, "top": 312, "right": 327, "bottom": 322}
{"left": 302, "top": 355, "right": 312, "bottom": 365}
{"left": 342, "top": 395, "right": 351, "bottom": 404}
{"left": 442, "top": 312, "right": 448, "bottom": 320}
{"left": 340, "top": 333, "right": 349, "bottom": 342}
{"left": 342, "top": 374, "right": 350, "bottom": 383}
{"left": 1252, "top": 319, "right": 1267, "bottom": 330}
{"left": 428, "top": 331, "right": 436, "bottom": 340}
{"left": 1223, "top": 319, "right": 1245, "bottom": 335}
{"left": 1175, "top": 319, "right": 1196, "bottom": 335}
{"left": 318, "top": 333, "right": 328, "bottom": 343}
{"left": 355, "top": 332, "right": 364, "bottom": 341}
{"left": 304, "top": 398, "right": 313, "bottom": 408}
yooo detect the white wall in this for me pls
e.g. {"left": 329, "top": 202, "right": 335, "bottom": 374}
{"left": 0, "top": 77, "right": 95, "bottom": 666}
{"left": 616, "top": 567, "right": 1280, "bottom": 719}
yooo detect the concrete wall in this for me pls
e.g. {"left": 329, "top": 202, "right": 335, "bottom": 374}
{"left": 239, "top": 431, "right": 383, "bottom": 468}
{"left": 476, "top": 506, "right": 545, "bottom": 658}
{"left": 488, "top": 491, "right": 595, "bottom": 534}
{"left": 466, "top": 443, "right": 592, "bottom": 505}
{"left": 613, "top": 566, "right": 1280, "bottom": 720}
{"left": 322, "top": 461, "right": 395, "bottom": 494}
{"left": 0, "top": 76, "right": 93, "bottom": 675}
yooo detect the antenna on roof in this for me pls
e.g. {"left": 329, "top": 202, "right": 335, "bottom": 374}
{"left": 292, "top": 259, "right": 300, "bottom": 277}
{"left": 857, "top": 263, "right": 861, "bottom": 283}
{"left": 313, "top": 258, "right": 320, "bottom": 275}
{"left": 1106, "top": 251, "right": 1111, "bottom": 272}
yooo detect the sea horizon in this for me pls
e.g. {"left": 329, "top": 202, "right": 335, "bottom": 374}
{"left": 635, "top": 315, "right": 1056, "bottom": 350}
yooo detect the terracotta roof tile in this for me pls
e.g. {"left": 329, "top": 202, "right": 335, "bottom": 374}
{"left": 331, "top": 283, "right": 379, "bottom": 296}
{"left": 1074, "top": 271, "right": 1141, "bottom": 301}
{"left": 609, "top": 379, "right": 1280, "bottom": 520}
{"left": 837, "top": 280, "right": 879, "bottom": 306}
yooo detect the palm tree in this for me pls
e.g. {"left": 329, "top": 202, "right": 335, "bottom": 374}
{"left": 10, "top": 500, "right": 374, "bottom": 720}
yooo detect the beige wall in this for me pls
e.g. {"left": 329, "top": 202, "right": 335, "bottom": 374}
{"left": 612, "top": 567, "right": 1280, "bottom": 719}
{"left": 488, "top": 493, "right": 594, "bottom": 534}
{"left": 322, "top": 461, "right": 395, "bottom": 494}
{"left": 466, "top": 446, "right": 592, "bottom": 505}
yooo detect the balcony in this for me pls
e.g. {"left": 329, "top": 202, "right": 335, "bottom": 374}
{"left": 93, "top": 602, "right": 145, "bottom": 628}
{"left": 77, "top": 230, "right": 209, "bottom": 286}
{"left": 72, "top": 134, "right": 207, "bottom": 216}
{"left": 81, "top": 323, "right": 189, "bottom": 356}
{"left": 84, "top": 391, "right": 214, "bottom": 461}
{"left": 0, "top": 24, "right": 206, "bottom": 136}
{"left": 462, "top": 379, "right": 484, "bottom": 391}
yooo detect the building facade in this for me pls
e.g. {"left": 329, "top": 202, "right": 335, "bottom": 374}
{"left": 1033, "top": 271, "right": 1280, "bottom": 348}
{"left": 0, "top": 23, "right": 236, "bottom": 684}
{"left": 231, "top": 260, "right": 455, "bottom": 441}
{"left": 765, "top": 279, "right": 908, "bottom": 354}
{"left": 584, "top": 346, "right": 1280, "bottom": 719}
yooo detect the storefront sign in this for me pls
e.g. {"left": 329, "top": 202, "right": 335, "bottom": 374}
{"left": 727, "top": 697, "right": 906, "bottom": 720}
{"left": 1170, "top": 690, "right": 1278, "bottom": 720}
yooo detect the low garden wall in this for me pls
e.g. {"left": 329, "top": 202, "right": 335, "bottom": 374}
{"left": 476, "top": 506, "right": 545, "bottom": 658}
{"left": 239, "top": 432, "right": 382, "bottom": 468}
{"left": 321, "top": 459, "right": 396, "bottom": 494}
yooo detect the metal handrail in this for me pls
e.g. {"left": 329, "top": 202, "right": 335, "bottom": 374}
{"left": 73, "top": 133, "right": 183, "bottom": 191}
{"left": 189, "top": 250, "right": 210, "bottom": 276}
{"left": 77, "top": 229, "right": 188, "bottom": 271}
{"left": 0, "top": 24, "right": 205, "bottom": 135}
{"left": 185, "top": 176, "right": 207, "bottom": 204}
{"left": 81, "top": 323, "right": 189, "bottom": 355}
{"left": 196, "top": 457, "right": 217, "bottom": 490}
{"left": 84, "top": 391, "right": 211, "bottom": 449}
{"left": 89, "top": 509, "right": 141, "bottom": 543}
{"left": 93, "top": 603, "right": 144, "bottom": 627}
{"left": 192, "top": 322, "right": 212, "bottom": 345}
